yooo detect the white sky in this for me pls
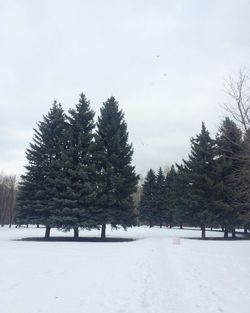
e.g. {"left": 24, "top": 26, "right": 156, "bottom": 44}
{"left": 1, "top": 0, "right": 250, "bottom": 178}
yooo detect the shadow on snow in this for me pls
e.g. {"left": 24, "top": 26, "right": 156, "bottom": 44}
{"left": 15, "top": 236, "right": 136, "bottom": 243}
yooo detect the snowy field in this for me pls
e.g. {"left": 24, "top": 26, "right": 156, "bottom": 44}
{"left": 0, "top": 226, "right": 250, "bottom": 313}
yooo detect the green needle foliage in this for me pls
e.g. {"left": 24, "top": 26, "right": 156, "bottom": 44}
{"left": 94, "top": 97, "right": 139, "bottom": 238}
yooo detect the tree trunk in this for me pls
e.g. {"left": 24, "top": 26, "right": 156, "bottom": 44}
{"left": 45, "top": 226, "right": 51, "bottom": 239}
{"left": 244, "top": 225, "right": 248, "bottom": 234}
{"left": 180, "top": 225, "right": 183, "bottom": 229}
{"left": 74, "top": 227, "right": 79, "bottom": 239}
{"left": 9, "top": 223, "right": 11, "bottom": 228}
{"left": 36, "top": 224, "right": 40, "bottom": 228}
{"left": 210, "top": 226, "right": 213, "bottom": 231}
{"left": 224, "top": 228, "right": 229, "bottom": 238}
{"left": 201, "top": 225, "right": 206, "bottom": 239}
{"left": 101, "top": 224, "right": 106, "bottom": 239}
{"left": 232, "top": 229, "right": 236, "bottom": 238}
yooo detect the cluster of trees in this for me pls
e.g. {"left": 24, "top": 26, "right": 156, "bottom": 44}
{"left": 15, "top": 94, "right": 138, "bottom": 239}
{"left": 8, "top": 70, "right": 250, "bottom": 240}
{"left": 0, "top": 173, "right": 17, "bottom": 227}
{"left": 139, "top": 71, "right": 250, "bottom": 239}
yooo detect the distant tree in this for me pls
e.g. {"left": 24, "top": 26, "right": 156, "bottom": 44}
{"left": 165, "top": 165, "right": 177, "bottom": 228}
{"left": 0, "top": 173, "right": 17, "bottom": 227}
{"left": 53, "top": 94, "right": 96, "bottom": 238}
{"left": 173, "top": 164, "right": 192, "bottom": 228}
{"left": 94, "top": 97, "right": 139, "bottom": 238}
{"left": 16, "top": 102, "right": 66, "bottom": 238}
{"left": 216, "top": 117, "right": 243, "bottom": 237}
{"left": 230, "top": 128, "right": 250, "bottom": 234}
{"left": 182, "top": 122, "right": 217, "bottom": 239}
{"left": 139, "top": 169, "right": 157, "bottom": 227}
{"left": 154, "top": 167, "right": 166, "bottom": 227}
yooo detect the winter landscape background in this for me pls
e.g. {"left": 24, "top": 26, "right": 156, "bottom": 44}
{"left": 1, "top": 1, "right": 250, "bottom": 313}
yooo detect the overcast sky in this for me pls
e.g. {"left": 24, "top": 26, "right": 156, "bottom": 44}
{"left": 1, "top": 0, "right": 250, "bottom": 177}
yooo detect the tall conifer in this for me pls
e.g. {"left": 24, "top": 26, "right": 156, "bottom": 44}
{"left": 94, "top": 97, "right": 138, "bottom": 238}
{"left": 139, "top": 169, "right": 157, "bottom": 227}
{"left": 216, "top": 117, "right": 243, "bottom": 237}
{"left": 16, "top": 102, "right": 66, "bottom": 238}
{"left": 53, "top": 94, "right": 96, "bottom": 238}
{"left": 183, "top": 122, "right": 217, "bottom": 239}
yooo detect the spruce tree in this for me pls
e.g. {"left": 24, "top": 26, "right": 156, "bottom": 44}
{"left": 227, "top": 127, "right": 250, "bottom": 235}
{"left": 154, "top": 167, "right": 166, "bottom": 227}
{"left": 94, "top": 97, "right": 139, "bottom": 238}
{"left": 16, "top": 102, "right": 66, "bottom": 238}
{"left": 183, "top": 122, "right": 217, "bottom": 239}
{"left": 139, "top": 169, "right": 157, "bottom": 227}
{"left": 216, "top": 117, "right": 243, "bottom": 238}
{"left": 173, "top": 164, "right": 192, "bottom": 228}
{"left": 53, "top": 94, "right": 96, "bottom": 238}
{"left": 165, "top": 165, "right": 177, "bottom": 228}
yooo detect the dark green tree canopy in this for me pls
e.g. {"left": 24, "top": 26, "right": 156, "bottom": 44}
{"left": 52, "top": 94, "right": 96, "bottom": 231}
{"left": 94, "top": 97, "right": 139, "bottom": 232}
{"left": 16, "top": 102, "right": 66, "bottom": 228}
{"left": 139, "top": 169, "right": 157, "bottom": 227}
{"left": 182, "top": 122, "right": 217, "bottom": 234}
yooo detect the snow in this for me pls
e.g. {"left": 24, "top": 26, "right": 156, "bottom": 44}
{"left": 0, "top": 226, "right": 250, "bottom": 313}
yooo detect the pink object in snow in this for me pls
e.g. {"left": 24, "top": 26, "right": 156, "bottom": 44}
{"left": 172, "top": 236, "right": 181, "bottom": 245}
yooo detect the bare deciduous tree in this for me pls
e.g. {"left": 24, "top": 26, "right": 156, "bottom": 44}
{"left": 0, "top": 173, "right": 17, "bottom": 227}
{"left": 224, "top": 69, "right": 250, "bottom": 133}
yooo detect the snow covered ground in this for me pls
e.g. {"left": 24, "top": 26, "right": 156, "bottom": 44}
{"left": 0, "top": 226, "right": 250, "bottom": 313}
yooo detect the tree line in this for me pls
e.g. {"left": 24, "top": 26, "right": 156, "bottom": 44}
{"left": 6, "top": 71, "right": 250, "bottom": 240}
{"left": 15, "top": 94, "right": 138, "bottom": 239}
{"left": 139, "top": 71, "right": 250, "bottom": 239}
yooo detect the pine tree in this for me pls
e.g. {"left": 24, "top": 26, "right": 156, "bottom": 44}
{"left": 139, "top": 169, "right": 157, "bottom": 227}
{"left": 216, "top": 117, "right": 243, "bottom": 238}
{"left": 239, "top": 129, "right": 250, "bottom": 232}
{"left": 16, "top": 102, "right": 66, "bottom": 238}
{"left": 183, "top": 122, "right": 217, "bottom": 239}
{"left": 165, "top": 165, "right": 177, "bottom": 228}
{"left": 53, "top": 94, "right": 96, "bottom": 238}
{"left": 173, "top": 164, "right": 192, "bottom": 229}
{"left": 154, "top": 167, "right": 166, "bottom": 227}
{"left": 94, "top": 97, "right": 139, "bottom": 238}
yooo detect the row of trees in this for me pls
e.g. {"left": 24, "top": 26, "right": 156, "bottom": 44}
{"left": 140, "top": 71, "right": 250, "bottom": 239}
{"left": 140, "top": 110, "right": 250, "bottom": 239}
{"left": 0, "top": 173, "right": 17, "bottom": 227}
{"left": 16, "top": 94, "right": 138, "bottom": 239}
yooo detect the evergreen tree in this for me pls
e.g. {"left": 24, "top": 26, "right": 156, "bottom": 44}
{"left": 183, "top": 122, "right": 217, "bottom": 239}
{"left": 139, "top": 169, "right": 157, "bottom": 227}
{"left": 240, "top": 129, "right": 250, "bottom": 232}
{"left": 165, "top": 165, "right": 177, "bottom": 228}
{"left": 53, "top": 94, "right": 96, "bottom": 238}
{"left": 154, "top": 167, "right": 166, "bottom": 227}
{"left": 216, "top": 117, "right": 243, "bottom": 238}
{"left": 228, "top": 128, "right": 250, "bottom": 235}
{"left": 173, "top": 164, "right": 193, "bottom": 228}
{"left": 94, "top": 97, "right": 139, "bottom": 238}
{"left": 16, "top": 102, "right": 66, "bottom": 238}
